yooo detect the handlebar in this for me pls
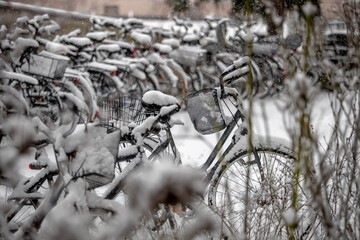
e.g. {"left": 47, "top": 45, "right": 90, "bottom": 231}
{"left": 118, "top": 102, "right": 180, "bottom": 147}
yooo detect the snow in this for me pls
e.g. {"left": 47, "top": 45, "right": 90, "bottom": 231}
{"left": 14, "top": 37, "right": 39, "bottom": 50}
{"left": 68, "top": 146, "right": 115, "bottom": 183}
{"left": 102, "top": 59, "right": 130, "bottom": 73}
{"left": 117, "top": 145, "right": 138, "bottom": 160}
{"left": 39, "top": 50, "right": 70, "bottom": 61}
{"left": 15, "top": 16, "right": 29, "bottom": 25}
{"left": 64, "top": 37, "right": 92, "bottom": 47}
{"left": 112, "top": 40, "right": 135, "bottom": 50}
{"left": 0, "top": 70, "right": 38, "bottom": 85}
{"left": 239, "top": 31, "right": 255, "bottom": 43}
{"left": 153, "top": 43, "right": 172, "bottom": 54}
{"left": 0, "top": 84, "right": 30, "bottom": 113}
{"left": 58, "top": 91, "right": 90, "bottom": 115}
{"left": 1, "top": 116, "right": 40, "bottom": 162}
{"left": 101, "top": 17, "right": 123, "bottom": 29}
{"left": 161, "top": 38, "right": 180, "bottom": 49}
{"left": 222, "top": 65, "right": 249, "bottom": 83}
{"left": 96, "top": 43, "right": 120, "bottom": 53}
{"left": 159, "top": 104, "right": 179, "bottom": 117}
{"left": 167, "top": 59, "right": 190, "bottom": 87}
{"left": 130, "top": 31, "right": 152, "bottom": 46}
{"left": 63, "top": 69, "right": 96, "bottom": 104}
{"left": 302, "top": 2, "right": 318, "bottom": 17}
{"left": 130, "top": 66, "right": 146, "bottom": 80}
{"left": 85, "top": 61, "right": 117, "bottom": 72}
{"left": 38, "top": 20, "right": 60, "bottom": 36}
{"left": 282, "top": 208, "right": 298, "bottom": 226}
{"left": 182, "top": 34, "right": 200, "bottom": 42}
{"left": 86, "top": 31, "right": 115, "bottom": 42}
{"left": 142, "top": 90, "right": 179, "bottom": 107}
{"left": 159, "top": 63, "right": 179, "bottom": 86}
{"left": 169, "top": 46, "right": 206, "bottom": 66}
{"left": 38, "top": 179, "right": 91, "bottom": 240}
{"left": 124, "top": 18, "right": 144, "bottom": 28}
{"left": 146, "top": 52, "right": 166, "bottom": 65}
{"left": 45, "top": 41, "right": 69, "bottom": 55}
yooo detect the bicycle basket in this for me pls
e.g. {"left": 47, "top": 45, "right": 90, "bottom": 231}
{"left": 21, "top": 51, "right": 69, "bottom": 79}
{"left": 185, "top": 89, "right": 226, "bottom": 135}
{"left": 66, "top": 146, "right": 116, "bottom": 189}
{"left": 98, "top": 97, "right": 153, "bottom": 130}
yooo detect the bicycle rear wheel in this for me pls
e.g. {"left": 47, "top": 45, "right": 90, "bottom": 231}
{"left": 208, "top": 147, "right": 312, "bottom": 240}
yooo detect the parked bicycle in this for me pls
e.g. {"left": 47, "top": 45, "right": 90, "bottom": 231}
{"left": 93, "top": 56, "right": 312, "bottom": 239}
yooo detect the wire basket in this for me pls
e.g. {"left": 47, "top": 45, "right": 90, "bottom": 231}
{"left": 98, "top": 97, "right": 153, "bottom": 131}
{"left": 21, "top": 51, "right": 69, "bottom": 79}
{"left": 185, "top": 89, "right": 226, "bottom": 135}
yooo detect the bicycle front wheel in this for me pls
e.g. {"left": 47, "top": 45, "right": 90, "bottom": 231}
{"left": 208, "top": 147, "right": 312, "bottom": 240}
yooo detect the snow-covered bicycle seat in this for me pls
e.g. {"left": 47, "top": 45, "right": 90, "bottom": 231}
{"left": 96, "top": 44, "right": 120, "bottom": 53}
{"left": 86, "top": 31, "right": 115, "bottom": 42}
{"left": 141, "top": 90, "right": 179, "bottom": 112}
{"left": 64, "top": 37, "right": 92, "bottom": 48}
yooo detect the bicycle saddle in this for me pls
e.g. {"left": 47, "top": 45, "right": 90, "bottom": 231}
{"left": 64, "top": 37, "right": 92, "bottom": 48}
{"left": 141, "top": 90, "right": 179, "bottom": 112}
{"left": 86, "top": 31, "right": 115, "bottom": 43}
{"left": 97, "top": 44, "right": 121, "bottom": 53}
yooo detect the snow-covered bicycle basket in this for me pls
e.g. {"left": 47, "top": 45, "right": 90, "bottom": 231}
{"left": 98, "top": 97, "right": 153, "bottom": 131}
{"left": 21, "top": 51, "right": 69, "bottom": 79}
{"left": 169, "top": 46, "right": 206, "bottom": 67}
{"left": 185, "top": 89, "right": 226, "bottom": 135}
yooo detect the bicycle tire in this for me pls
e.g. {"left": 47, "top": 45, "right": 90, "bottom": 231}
{"left": 9, "top": 80, "right": 63, "bottom": 127}
{"left": 252, "top": 56, "right": 280, "bottom": 98}
{"left": 120, "top": 74, "right": 145, "bottom": 99}
{"left": 208, "top": 146, "right": 312, "bottom": 240}
{"left": 144, "top": 73, "right": 160, "bottom": 93}
{"left": 190, "top": 67, "right": 204, "bottom": 92}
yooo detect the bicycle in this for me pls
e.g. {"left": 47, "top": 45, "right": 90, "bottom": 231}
{"left": 93, "top": 57, "right": 312, "bottom": 239}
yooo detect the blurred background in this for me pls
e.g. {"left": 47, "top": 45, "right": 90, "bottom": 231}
{"left": 0, "top": 0, "right": 347, "bottom": 21}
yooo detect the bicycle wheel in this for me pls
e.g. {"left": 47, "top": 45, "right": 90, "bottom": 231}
{"left": 120, "top": 74, "right": 144, "bottom": 99}
{"left": 208, "top": 147, "right": 312, "bottom": 240}
{"left": 190, "top": 67, "right": 204, "bottom": 92}
{"left": 107, "top": 134, "right": 176, "bottom": 203}
{"left": 144, "top": 73, "right": 160, "bottom": 93}
{"left": 10, "top": 80, "right": 63, "bottom": 127}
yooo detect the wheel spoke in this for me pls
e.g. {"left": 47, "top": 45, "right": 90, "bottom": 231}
{"left": 209, "top": 149, "right": 309, "bottom": 239}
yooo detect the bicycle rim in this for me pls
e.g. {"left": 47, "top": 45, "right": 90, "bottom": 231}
{"left": 208, "top": 148, "right": 313, "bottom": 240}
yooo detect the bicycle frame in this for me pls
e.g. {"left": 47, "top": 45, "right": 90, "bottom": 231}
{"left": 5, "top": 166, "right": 59, "bottom": 223}
{"left": 148, "top": 105, "right": 247, "bottom": 185}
